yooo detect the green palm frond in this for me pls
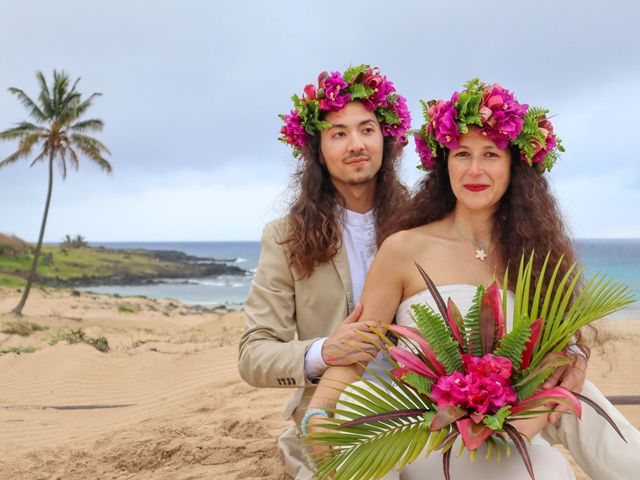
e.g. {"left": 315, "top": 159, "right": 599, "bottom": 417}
{"left": 8, "top": 88, "right": 46, "bottom": 123}
{"left": 0, "top": 122, "right": 46, "bottom": 140}
{"left": 510, "top": 254, "right": 636, "bottom": 370}
{"left": 532, "top": 273, "right": 635, "bottom": 366}
{"left": 69, "top": 118, "right": 104, "bottom": 133}
{"left": 36, "top": 71, "right": 54, "bottom": 118}
{"left": 0, "top": 150, "right": 26, "bottom": 169}
{"left": 307, "top": 370, "right": 436, "bottom": 480}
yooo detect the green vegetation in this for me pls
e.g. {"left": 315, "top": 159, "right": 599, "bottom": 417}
{"left": 0, "top": 70, "right": 112, "bottom": 315}
{"left": 49, "top": 328, "right": 110, "bottom": 353}
{"left": 2, "top": 320, "right": 47, "bottom": 336}
{"left": 0, "top": 244, "right": 178, "bottom": 282}
{"left": 118, "top": 305, "right": 137, "bottom": 314}
{"left": 0, "top": 273, "right": 25, "bottom": 288}
{"left": 0, "top": 346, "right": 36, "bottom": 356}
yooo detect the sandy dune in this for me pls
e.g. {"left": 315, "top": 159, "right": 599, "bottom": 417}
{"left": 0, "top": 287, "right": 637, "bottom": 479}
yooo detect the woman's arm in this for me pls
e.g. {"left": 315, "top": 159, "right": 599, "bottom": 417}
{"left": 306, "top": 233, "right": 409, "bottom": 429}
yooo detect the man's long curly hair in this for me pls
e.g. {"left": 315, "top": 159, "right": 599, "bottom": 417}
{"left": 281, "top": 134, "right": 409, "bottom": 278}
{"left": 402, "top": 147, "right": 590, "bottom": 356}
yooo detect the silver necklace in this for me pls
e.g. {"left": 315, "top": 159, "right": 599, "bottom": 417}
{"left": 453, "top": 224, "right": 489, "bottom": 261}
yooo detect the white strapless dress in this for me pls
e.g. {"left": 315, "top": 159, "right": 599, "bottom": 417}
{"left": 338, "top": 285, "right": 575, "bottom": 480}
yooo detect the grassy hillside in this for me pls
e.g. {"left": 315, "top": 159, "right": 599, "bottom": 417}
{"left": 0, "top": 243, "right": 246, "bottom": 291}
{"left": 0, "top": 246, "right": 178, "bottom": 280}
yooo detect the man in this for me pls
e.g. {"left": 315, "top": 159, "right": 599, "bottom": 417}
{"left": 238, "top": 65, "right": 635, "bottom": 479}
{"left": 238, "top": 65, "right": 411, "bottom": 478}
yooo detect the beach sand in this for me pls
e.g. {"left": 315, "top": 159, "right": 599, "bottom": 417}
{"left": 0, "top": 287, "right": 637, "bottom": 479}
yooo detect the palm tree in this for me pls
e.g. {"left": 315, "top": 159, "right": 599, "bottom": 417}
{"left": 0, "top": 70, "right": 112, "bottom": 315}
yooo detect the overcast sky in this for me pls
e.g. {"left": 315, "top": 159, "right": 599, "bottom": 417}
{"left": 1, "top": 0, "right": 638, "bottom": 241}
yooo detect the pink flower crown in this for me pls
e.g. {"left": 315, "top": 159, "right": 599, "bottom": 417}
{"left": 414, "top": 79, "right": 564, "bottom": 173}
{"left": 279, "top": 65, "right": 411, "bottom": 157}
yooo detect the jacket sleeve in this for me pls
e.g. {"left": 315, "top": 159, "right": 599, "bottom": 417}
{"left": 238, "top": 220, "right": 318, "bottom": 388}
{"left": 541, "top": 379, "right": 640, "bottom": 479}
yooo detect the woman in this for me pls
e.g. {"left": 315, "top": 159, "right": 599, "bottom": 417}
{"left": 305, "top": 80, "right": 582, "bottom": 479}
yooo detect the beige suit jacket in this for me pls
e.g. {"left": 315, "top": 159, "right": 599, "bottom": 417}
{"left": 238, "top": 218, "right": 354, "bottom": 425}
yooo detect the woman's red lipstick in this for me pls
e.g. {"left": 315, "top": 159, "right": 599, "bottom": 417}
{"left": 464, "top": 184, "right": 489, "bottom": 192}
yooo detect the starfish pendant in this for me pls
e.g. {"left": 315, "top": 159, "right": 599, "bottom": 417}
{"left": 475, "top": 247, "right": 487, "bottom": 261}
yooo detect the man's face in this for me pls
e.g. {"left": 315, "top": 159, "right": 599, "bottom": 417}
{"left": 319, "top": 101, "right": 384, "bottom": 191}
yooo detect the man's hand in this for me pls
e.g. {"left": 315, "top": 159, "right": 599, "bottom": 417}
{"left": 321, "top": 303, "right": 382, "bottom": 366}
{"left": 543, "top": 350, "right": 588, "bottom": 423}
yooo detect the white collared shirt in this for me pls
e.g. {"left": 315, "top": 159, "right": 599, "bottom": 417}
{"left": 304, "top": 206, "right": 377, "bottom": 380}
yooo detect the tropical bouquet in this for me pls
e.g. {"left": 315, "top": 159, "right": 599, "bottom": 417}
{"left": 305, "top": 254, "right": 636, "bottom": 479}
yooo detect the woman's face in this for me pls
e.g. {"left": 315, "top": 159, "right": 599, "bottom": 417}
{"left": 447, "top": 127, "right": 512, "bottom": 213}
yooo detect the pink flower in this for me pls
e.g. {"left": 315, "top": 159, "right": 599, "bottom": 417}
{"left": 319, "top": 71, "right": 351, "bottom": 111}
{"left": 479, "top": 84, "right": 528, "bottom": 149}
{"left": 415, "top": 134, "right": 435, "bottom": 170}
{"left": 431, "top": 371, "right": 469, "bottom": 407}
{"left": 462, "top": 353, "right": 512, "bottom": 381}
{"left": 431, "top": 354, "right": 516, "bottom": 415}
{"left": 317, "top": 71, "right": 329, "bottom": 90}
{"left": 280, "top": 110, "right": 307, "bottom": 150}
{"left": 427, "top": 100, "right": 459, "bottom": 149}
{"left": 361, "top": 72, "right": 396, "bottom": 111}
{"left": 361, "top": 68, "right": 384, "bottom": 90}
{"left": 303, "top": 83, "right": 317, "bottom": 100}
{"left": 381, "top": 95, "right": 411, "bottom": 140}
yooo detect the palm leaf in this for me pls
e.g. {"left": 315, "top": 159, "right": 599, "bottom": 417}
{"left": 529, "top": 252, "right": 551, "bottom": 321}
{"left": 36, "top": 71, "right": 54, "bottom": 118}
{"left": 8, "top": 88, "right": 46, "bottom": 123}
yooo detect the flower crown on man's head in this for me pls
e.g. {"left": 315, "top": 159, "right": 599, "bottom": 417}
{"left": 279, "top": 64, "right": 412, "bottom": 157}
{"left": 414, "top": 79, "right": 564, "bottom": 173}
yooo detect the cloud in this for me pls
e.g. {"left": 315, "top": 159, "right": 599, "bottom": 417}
{"left": 1, "top": 0, "right": 639, "bottom": 240}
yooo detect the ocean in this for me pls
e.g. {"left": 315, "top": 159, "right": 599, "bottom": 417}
{"left": 81, "top": 239, "right": 640, "bottom": 317}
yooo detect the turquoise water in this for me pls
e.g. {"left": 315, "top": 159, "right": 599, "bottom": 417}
{"left": 79, "top": 240, "right": 639, "bottom": 315}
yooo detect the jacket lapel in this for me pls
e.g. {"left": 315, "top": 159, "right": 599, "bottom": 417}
{"left": 331, "top": 241, "right": 354, "bottom": 313}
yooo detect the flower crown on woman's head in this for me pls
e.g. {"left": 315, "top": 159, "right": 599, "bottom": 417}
{"left": 279, "top": 64, "right": 412, "bottom": 157}
{"left": 414, "top": 79, "right": 564, "bottom": 173}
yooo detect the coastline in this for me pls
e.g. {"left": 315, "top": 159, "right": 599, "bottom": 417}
{"left": 0, "top": 287, "right": 638, "bottom": 479}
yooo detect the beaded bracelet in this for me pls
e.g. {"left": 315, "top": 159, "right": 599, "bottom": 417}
{"left": 301, "top": 408, "right": 330, "bottom": 435}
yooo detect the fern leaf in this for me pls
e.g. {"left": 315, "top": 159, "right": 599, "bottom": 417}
{"left": 462, "top": 285, "right": 486, "bottom": 356}
{"left": 410, "top": 304, "right": 463, "bottom": 373}
{"left": 494, "top": 317, "right": 531, "bottom": 370}
{"left": 515, "top": 367, "right": 555, "bottom": 401}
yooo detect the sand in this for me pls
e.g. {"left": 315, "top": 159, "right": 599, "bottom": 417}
{"left": 0, "top": 287, "right": 638, "bottom": 479}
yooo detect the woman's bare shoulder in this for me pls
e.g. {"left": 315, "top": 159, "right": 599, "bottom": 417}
{"left": 380, "top": 221, "right": 447, "bottom": 256}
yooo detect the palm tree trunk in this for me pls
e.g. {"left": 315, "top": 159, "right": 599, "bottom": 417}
{"left": 12, "top": 154, "right": 55, "bottom": 315}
